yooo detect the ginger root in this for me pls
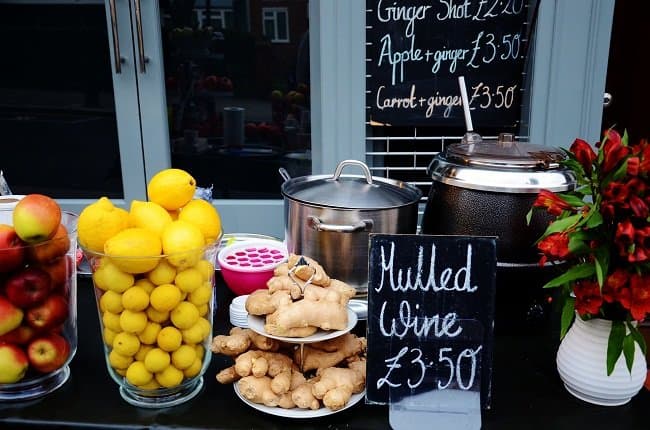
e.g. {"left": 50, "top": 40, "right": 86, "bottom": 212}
{"left": 312, "top": 361, "right": 366, "bottom": 411}
{"left": 265, "top": 300, "right": 348, "bottom": 336}
{"left": 238, "top": 376, "right": 279, "bottom": 407}
{"left": 295, "top": 333, "right": 367, "bottom": 372}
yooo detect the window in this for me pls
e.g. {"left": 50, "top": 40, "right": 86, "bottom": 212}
{"left": 195, "top": 8, "right": 232, "bottom": 30}
{"left": 262, "top": 8, "right": 288, "bottom": 43}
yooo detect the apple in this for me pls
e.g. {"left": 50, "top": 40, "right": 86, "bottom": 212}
{"left": 36, "top": 255, "right": 71, "bottom": 293}
{"left": 0, "top": 296, "right": 24, "bottom": 336}
{"left": 26, "top": 223, "right": 70, "bottom": 264}
{"left": 26, "top": 294, "right": 68, "bottom": 330}
{"left": 0, "top": 324, "right": 36, "bottom": 345}
{"left": 0, "top": 344, "right": 29, "bottom": 383}
{"left": 0, "top": 224, "right": 25, "bottom": 273}
{"left": 5, "top": 266, "right": 52, "bottom": 308}
{"left": 27, "top": 333, "right": 70, "bottom": 373}
{"left": 12, "top": 194, "right": 61, "bottom": 244}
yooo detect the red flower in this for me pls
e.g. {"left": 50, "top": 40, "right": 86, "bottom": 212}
{"left": 602, "top": 269, "right": 631, "bottom": 308}
{"left": 537, "top": 233, "right": 571, "bottom": 261}
{"left": 615, "top": 220, "right": 635, "bottom": 256}
{"left": 629, "top": 226, "right": 650, "bottom": 263}
{"left": 602, "top": 129, "right": 630, "bottom": 173}
{"left": 629, "top": 195, "right": 649, "bottom": 219}
{"left": 570, "top": 138, "right": 597, "bottom": 175}
{"left": 627, "top": 157, "right": 640, "bottom": 176}
{"left": 533, "top": 190, "right": 574, "bottom": 216}
{"left": 602, "top": 181, "right": 629, "bottom": 204}
{"left": 628, "top": 273, "right": 650, "bottom": 321}
{"left": 573, "top": 279, "right": 603, "bottom": 316}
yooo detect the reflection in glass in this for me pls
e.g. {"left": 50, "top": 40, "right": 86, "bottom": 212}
{"left": 161, "top": 0, "right": 311, "bottom": 199}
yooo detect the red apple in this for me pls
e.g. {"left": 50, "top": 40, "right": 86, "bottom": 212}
{"left": 5, "top": 266, "right": 52, "bottom": 308}
{"left": 12, "top": 194, "right": 61, "bottom": 244}
{"left": 0, "top": 224, "right": 25, "bottom": 273}
{"left": 26, "top": 294, "right": 68, "bottom": 330}
{"left": 26, "top": 223, "right": 70, "bottom": 264}
{"left": 0, "top": 324, "right": 36, "bottom": 345}
{"left": 0, "top": 296, "right": 24, "bottom": 336}
{"left": 0, "top": 343, "right": 29, "bottom": 383}
{"left": 27, "top": 333, "right": 70, "bottom": 373}
{"left": 36, "top": 255, "right": 71, "bottom": 293}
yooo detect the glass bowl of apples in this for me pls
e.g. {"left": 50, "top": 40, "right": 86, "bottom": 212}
{"left": 0, "top": 196, "right": 78, "bottom": 401}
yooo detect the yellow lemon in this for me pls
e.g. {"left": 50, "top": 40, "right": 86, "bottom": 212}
{"left": 174, "top": 268, "right": 203, "bottom": 293}
{"left": 112, "top": 332, "right": 141, "bottom": 357}
{"left": 144, "top": 348, "right": 170, "bottom": 373}
{"left": 138, "top": 379, "right": 161, "bottom": 390}
{"left": 157, "top": 326, "right": 183, "bottom": 352}
{"left": 194, "top": 259, "right": 215, "bottom": 281}
{"left": 170, "top": 302, "right": 200, "bottom": 330}
{"left": 155, "top": 365, "right": 184, "bottom": 388}
{"left": 188, "top": 282, "right": 212, "bottom": 307}
{"left": 119, "top": 310, "right": 148, "bottom": 334}
{"left": 147, "top": 259, "right": 177, "bottom": 285}
{"left": 147, "top": 168, "right": 196, "bottom": 211}
{"left": 197, "top": 303, "right": 209, "bottom": 317}
{"left": 78, "top": 197, "right": 129, "bottom": 253}
{"left": 171, "top": 344, "right": 196, "bottom": 370}
{"left": 128, "top": 200, "right": 173, "bottom": 237}
{"left": 99, "top": 290, "right": 124, "bottom": 314}
{"left": 145, "top": 306, "right": 169, "bottom": 324}
{"left": 122, "top": 286, "right": 150, "bottom": 312}
{"left": 102, "top": 311, "right": 122, "bottom": 332}
{"left": 103, "top": 327, "right": 118, "bottom": 347}
{"left": 149, "top": 284, "right": 182, "bottom": 312}
{"left": 138, "top": 321, "right": 162, "bottom": 345}
{"left": 92, "top": 259, "right": 134, "bottom": 293}
{"left": 104, "top": 228, "right": 162, "bottom": 274}
{"left": 135, "top": 345, "right": 154, "bottom": 362}
{"left": 194, "top": 344, "right": 205, "bottom": 359}
{"left": 181, "top": 317, "right": 211, "bottom": 344}
{"left": 178, "top": 199, "right": 222, "bottom": 244}
{"left": 183, "top": 358, "right": 203, "bottom": 378}
{"left": 161, "top": 220, "right": 205, "bottom": 269}
{"left": 109, "top": 350, "right": 133, "bottom": 370}
{"left": 135, "top": 278, "right": 156, "bottom": 294}
{"left": 126, "top": 361, "right": 153, "bottom": 386}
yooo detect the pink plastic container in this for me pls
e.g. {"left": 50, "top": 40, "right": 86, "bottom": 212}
{"left": 217, "top": 239, "right": 288, "bottom": 295}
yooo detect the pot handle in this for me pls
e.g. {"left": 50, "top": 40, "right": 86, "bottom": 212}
{"left": 278, "top": 167, "right": 291, "bottom": 183}
{"left": 307, "top": 216, "right": 373, "bottom": 233}
{"left": 332, "top": 160, "right": 373, "bottom": 185}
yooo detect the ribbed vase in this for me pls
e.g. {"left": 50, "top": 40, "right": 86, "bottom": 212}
{"left": 556, "top": 315, "right": 647, "bottom": 406}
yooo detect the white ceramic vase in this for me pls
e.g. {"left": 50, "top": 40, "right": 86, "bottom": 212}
{"left": 556, "top": 315, "right": 647, "bottom": 406}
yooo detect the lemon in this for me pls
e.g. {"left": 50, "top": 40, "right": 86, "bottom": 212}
{"left": 119, "top": 310, "right": 148, "bottom": 334}
{"left": 102, "top": 312, "right": 123, "bottom": 332}
{"left": 104, "top": 228, "right": 162, "bottom": 274}
{"left": 92, "top": 260, "right": 134, "bottom": 293}
{"left": 195, "top": 344, "right": 205, "bottom": 359}
{"left": 103, "top": 327, "right": 118, "bottom": 347}
{"left": 174, "top": 268, "right": 203, "bottom": 293}
{"left": 109, "top": 350, "right": 133, "bottom": 370}
{"left": 122, "top": 286, "right": 150, "bottom": 312}
{"left": 112, "top": 332, "right": 141, "bottom": 357}
{"left": 194, "top": 259, "right": 215, "bottom": 281}
{"left": 183, "top": 358, "right": 203, "bottom": 378}
{"left": 135, "top": 278, "right": 156, "bottom": 294}
{"left": 138, "top": 379, "right": 161, "bottom": 390}
{"left": 126, "top": 361, "right": 153, "bottom": 386}
{"left": 156, "top": 365, "right": 184, "bottom": 388}
{"left": 100, "top": 290, "right": 124, "bottom": 314}
{"left": 161, "top": 220, "right": 205, "bottom": 269}
{"left": 178, "top": 199, "right": 222, "bottom": 244}
{"left": 147, "top": 259, "right": 177, "bottom": 285}
{"left": 128, "top": 200, "right": 173, "bottom": 237}
{"left": 157, "top": 326, "right": 183, "bottom": 352}
{"left": 197, "top": 303, "right": 209, "bottom": 317}
{"left": 171, "top": 345, "right": 197, "bottom": 370}
{"left": 188, "top": 282, "right": 212, "bottom": 307}
{"left": 181, "top": 317, "right": 210, "bottom": 344}
{"left": 115, "top": 368, "right": 127, "bottom": 377}
{"left": 150, "top": 284, "right": 182, "bottom": 312}
{"left": 78, "top": 197, "right": 129, "bottom": 253}
{"left": 135, "top": 345, "right": 154, "bottom": 362}
{"left": 170, "top": 302, "right": 200, "bottom": 330}
{"left": 147, "top": 168, "right": 196, "bottom": 211}
{"left": 138, "top": 321, "right": 162, "bottom": 345}
{"left": 144, "top": 348, "right": 171, "bottom": 373}
{"left": 145, "top": 306, "right": 169, "bottom": 324}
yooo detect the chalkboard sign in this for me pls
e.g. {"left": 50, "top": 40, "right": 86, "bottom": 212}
{"left": 366, "top": 0, "right": 534, "bottom": 127}
{"left": 366, "top": 234, "right": 496, "bottom": 408}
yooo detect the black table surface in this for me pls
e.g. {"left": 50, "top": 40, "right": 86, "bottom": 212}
{"left": 0, "top": 274, "right": 648, "bottom": 429}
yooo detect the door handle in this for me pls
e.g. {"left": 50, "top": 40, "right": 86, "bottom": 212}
{"left": 133, "top": 0, "right": 147, "bottom": 73}
{"left": 603, "top": 92, "right": 612, "bottom": 108}
{"left": 108, "top": 0, "right": 123, "bottom": 73}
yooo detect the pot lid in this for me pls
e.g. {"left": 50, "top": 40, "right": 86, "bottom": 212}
{"left": 429, "top": 134, "right": 577, "bottom": 193}
{"left": 281, "top": 160, "right": 422, "bottom": 209}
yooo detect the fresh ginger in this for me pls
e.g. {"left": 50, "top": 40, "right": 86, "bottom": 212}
{"left": 312, "top": 361, "right": 366, "bottom": 411}
{"left": 245, "top": 289, "right": 293, "bottom": 315}
{"left": 295, "top": 334, "right": 367, "bottom": 371}
{"left": 238, "top": 376, "right": 280, "bottom": 407}
{"left": 265, "top": 300, "right": 348, "bottom": 336}
{"left": 291, "top": 378, "right": 320, "bottom": 410}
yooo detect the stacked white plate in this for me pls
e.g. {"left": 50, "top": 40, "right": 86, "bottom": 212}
{"left": 229, "top": 294, "right": 250, "bottom": 328}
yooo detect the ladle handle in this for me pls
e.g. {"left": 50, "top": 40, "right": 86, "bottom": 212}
{"left": 458, "top": 76, "right": 473, "bottom": 132}
{"left": 332, "top": 160, "right": 373, "bottom": 185}
{"left": 278, "top": 167, "right": 291, "bottom": 183}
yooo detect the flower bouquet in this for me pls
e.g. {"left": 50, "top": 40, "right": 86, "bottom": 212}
{"left": 530, "top": 129, "right": 649, "bottom": 376}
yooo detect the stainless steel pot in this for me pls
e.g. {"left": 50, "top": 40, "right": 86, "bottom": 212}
{"left": 421, "top": 134, "right": 577, "bottom": 265}
{"left": 281, "top": 160, "right": 422, "bottom": 294}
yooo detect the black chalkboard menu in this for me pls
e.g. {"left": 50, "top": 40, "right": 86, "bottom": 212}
{"left": 366, "top": 234, "right": 496, "bottom": 409}
{"left": 366, "top": 0, "right": 534, "bottom": 127}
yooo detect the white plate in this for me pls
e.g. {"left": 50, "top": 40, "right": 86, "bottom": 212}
{"left": 234, "top": 384, "right": 365, "bottom": 418}
{"left": 247, "top": 308, "right": 357, "bottom": 344}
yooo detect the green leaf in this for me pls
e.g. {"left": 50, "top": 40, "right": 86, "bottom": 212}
{"left": 541, "top": 214, "right": 582, "bottom": 237}
{"left": 543, "top": 263, "right": 596, "bottom": 289}
{"left": 568, "top": 236, "right": 590, "bottom": 255}
{"left": 623, "top": 129, "right": 629, "bottom": 147}
{"left": 593, "top": 247, "right": 610, "bottom": 288}
{"left": 560, "top": 296, "right": 575, "bottom": 339}
{"left": 585, "top": 211, "right": 603, "bottom": 229}
{"left": 623, "top": 334, "right": 635, "bottom": 374}
{"left": 607, "top": 321, "right": 625, "bottom": 376}
{"left": 628, "top": 323, "right": 647, "bottom": 355}
{"left": 525, "top": 208, "right": 533, "bottom": 226}
{"left": 556, "top": 193, "right": 587, "bottom": 207}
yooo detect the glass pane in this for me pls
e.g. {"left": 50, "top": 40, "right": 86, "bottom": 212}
{"left": 161, "top": 0, "right": 311, "bottom": 199}
{"left": 277, "top": 12, "right": 288, "bottom": 41}
{"left": 0, "top": 3, "right": 123, "bottom": 198}
{"left": 263, "top": 19, "right": 275, "bottom": 41}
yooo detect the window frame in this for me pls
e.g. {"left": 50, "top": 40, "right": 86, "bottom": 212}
{"left": 262, "top": 7, "right": 289, "bottom": 44}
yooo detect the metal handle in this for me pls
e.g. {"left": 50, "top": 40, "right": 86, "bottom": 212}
{"left": 108, "top": 0, "right": 122, "bottom": 74}
{"left": 332, "top": 160, "right": 373, "bottom": 185}
{"left": 278, "top": 167, "right": 291, "bottom": 183}
{"left": 603, "top": 92, "right": 613, "bottom": 108}
{"left": 133, "top": 0, "right": 147, "bottom": 73}
{"left": 307, "top": 216, "right": 373, "bottom": 233}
